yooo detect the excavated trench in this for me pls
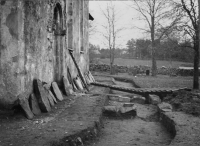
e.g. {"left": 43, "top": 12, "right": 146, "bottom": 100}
{"left": 88, "top": 78, "right": 172, "bottom": 146}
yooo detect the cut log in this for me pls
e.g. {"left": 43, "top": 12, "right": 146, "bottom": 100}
{"left": 34, "top": 79, "right": 51, "bottom": 112}
{"left": 52, "top": 82, "right": 63, "bottom": 101}
{"left": 18, "top": 92, "right": 34, "bottom": 119}
{"left": 29, "top": 93, "right": 41, "bottom": 116}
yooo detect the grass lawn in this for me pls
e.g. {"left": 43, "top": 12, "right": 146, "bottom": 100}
{"left": 93, "top": 72, "right": 196, "bottom": 89}
{"left": 99, "top": 58, "right": 192, "bottom": 68}
{"left": 132, "top": 75, "right": 194, "bottom": 89}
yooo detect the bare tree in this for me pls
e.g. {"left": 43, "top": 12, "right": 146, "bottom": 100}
{"left": 100, "top": 2, "right": 125, "bottom": 74}
{"left": 175, "top": 0, "right": 199, "bottom": 89}
{"left": 199, "top": 0, "right": 200, "bottom": 87}
{"left": 130, "top": 0, "right": 180, "bottom": 76}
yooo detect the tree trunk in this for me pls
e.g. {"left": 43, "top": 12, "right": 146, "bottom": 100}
{"left": 193, "top": 37, "right": 199, "bottom": 89}
{"left": 151, "top": 16, "right": 157, "bottom": 76}
{"left": 110, "top": 48, "right": 115, "bottom": 74}
{"left": 194, "top": 0, "right": 200, "bottom": 89}
{"left": 110, "top": 47, "right": 112, "bottom": 74}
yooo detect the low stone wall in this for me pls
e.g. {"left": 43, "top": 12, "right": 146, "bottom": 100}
{"left": 90, "top": 64, "right": 199, "bottom": 76}
{"left": 89, "top": 64, "right": 150, "bottom": 75}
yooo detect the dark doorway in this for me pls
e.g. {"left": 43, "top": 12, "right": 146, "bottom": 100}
{"left": 53, "top": 3, "right": 63, "bottom": 83}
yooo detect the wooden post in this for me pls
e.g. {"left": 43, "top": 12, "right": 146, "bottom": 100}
{"left": 69, "top": 50, "right": 89, "bottom": 91}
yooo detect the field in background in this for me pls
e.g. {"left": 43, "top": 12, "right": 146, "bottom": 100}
{"left": 93, "top": 72, "right": 195, "bottom": 89}
{"left": 132, "top": 75, "right": 194, "bottom": 89}
{"left": 99, "top": 58, "right": 192, "bottom": 68}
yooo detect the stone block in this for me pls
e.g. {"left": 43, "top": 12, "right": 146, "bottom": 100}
{"left": 103, "top": 104, "right": 137, "bottom": 118}
{"left": 49, "top": 90, "right": 57, "bottom": 103}
{"left": 52, "top": 82, "right": 63, "bottom": 101}
{"left": 149, "top": 94, "right": 161, "bottom": 105}
{"left": 29, "top": 93, "right": 41, "bottom": 116}
{"left": 18, "top": 92, "right": 34, "bottom": 119}
{"left": 103, "top": 105, "right": 119, "bottom": 117}
{"left": 158, "top": 102, "right": 173, "bottom": 112}
{"left": 34, "top": 79, "right": 51, "bottom": 112}
{"left": 123, "top": 103, "right": 135, "bottom": 107}
{"left": 77, "top": 76, "right": 84, "bottom": 90}
{"left": 118, "top": 96, "right": 131, "bottom": 102}
{"left": 119, "top": 106, "right": 136, "bottom": 113}
{"left": 103, "top": 105, "right": 118, "bottom": 112}
{"left": 131, "top": 95, "right": 146, "bottom": 104}
{"left": 43, "top": 83, "right": 51, "bottom": 90}
{"left": 43, "top": 85, "right": 55, "bottom": 107}
{"left": 108, "top": 101, "right": 124, "bottom": 107}
{"left": 74, "top": 77, "right": 84, "bottom": 90}
{"left": 109, "top": 96, "right": 120, "bottom": 101}
{"left": 119, "top": 106, "right": 137, "bottom": 117}
{"left": 47, "top": 91, "right": 55, "bottom": 107}
{"left": 63, "top": 77, "right": 73, "bottom": 96}
{"left": 72, "top": 80, "right": 78, "bottom": 91}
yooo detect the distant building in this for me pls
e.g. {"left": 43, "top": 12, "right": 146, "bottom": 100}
{"left": 0, "top": 0, "right": 90, "bottom": 109}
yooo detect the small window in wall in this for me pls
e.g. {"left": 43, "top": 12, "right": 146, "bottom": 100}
{"left": 80, "top": 0, "right": 84, "bottom": 53}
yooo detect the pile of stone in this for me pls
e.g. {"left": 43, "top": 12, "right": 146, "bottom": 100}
{"left": 103, "top": 95, "right": 137, "bottom": 118}
{"left": 19, "top": 71, "right": 96, "bottom": 119}
{"left": 176, "top": 68, "right": 196, "bottom": 76}
{"left": 19, "top": 80, "right": 64, "bottom": 119}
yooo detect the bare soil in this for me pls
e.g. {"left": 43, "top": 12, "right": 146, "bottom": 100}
{"left": 89, "top": 104, "right": 171, "bottom": 146}
{"left": 164, "top": 90, "right": 200, "bottom": 116}
{"left": 0, "top": 86, "right": 107, "bottom": 146}
{"left": 88, "top": 78, "right": 172, "bottom": 146}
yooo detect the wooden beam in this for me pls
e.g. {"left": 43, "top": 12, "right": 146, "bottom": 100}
{"left": 69, "top": 50, "right": 89, "bottom": 91}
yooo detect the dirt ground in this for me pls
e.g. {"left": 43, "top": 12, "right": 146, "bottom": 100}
{"left": 89, "top": 75, "right": 200, "bottom": 146}
{"left": 1, "top": 74, "right": 200, "bottom": 146}
{"left": 89, "top": 104, "right": 171, "bottom": 146}
{"left": 164, "top": 90, "right": 200, "bottom": 116}
{"left": 88, "top": 77, "right": 172, "bottom": 146}
{"left": 0, "top": 86, "right": 107, "bottom": 146}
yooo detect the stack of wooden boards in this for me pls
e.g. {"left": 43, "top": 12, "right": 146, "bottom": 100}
{"left": 18, "top": 70, "right": 96, "bottom": 119}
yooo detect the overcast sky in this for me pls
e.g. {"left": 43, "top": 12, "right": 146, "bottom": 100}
{"left": 89, "top": 1, "right": 150, "bottom": 49}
